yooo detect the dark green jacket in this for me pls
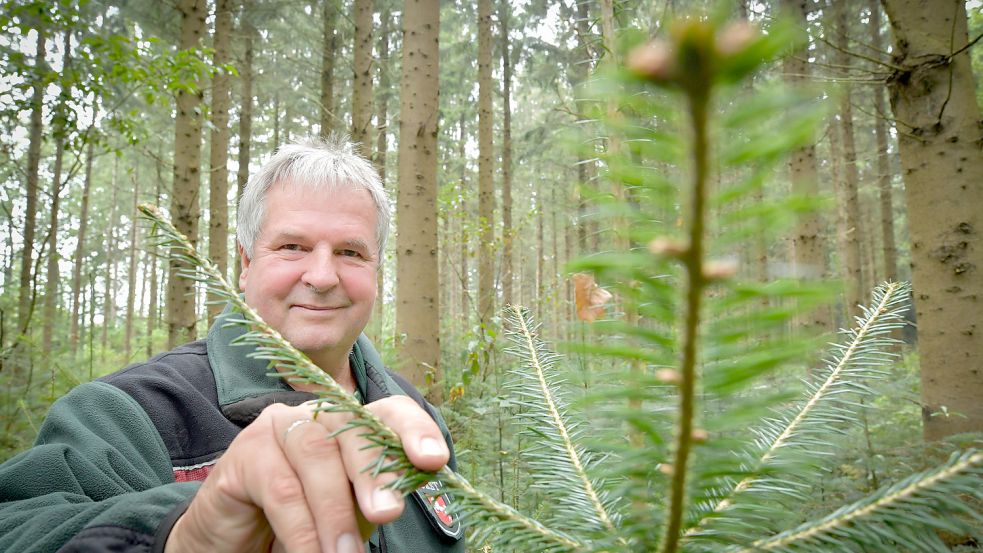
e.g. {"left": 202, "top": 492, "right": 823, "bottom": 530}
{"left": 0, "top": 311, "right": 464, "bottom": 552}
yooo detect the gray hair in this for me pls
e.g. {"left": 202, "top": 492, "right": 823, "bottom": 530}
{"left": 237, "top": 136, "right": 390, "bottom": 259}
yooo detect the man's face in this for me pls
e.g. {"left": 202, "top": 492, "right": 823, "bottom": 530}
{"left": 239, "top": 181, "right": 379, "bottom": 370}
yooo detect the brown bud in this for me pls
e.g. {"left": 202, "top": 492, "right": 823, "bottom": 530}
{"left": 691, "top": 428, "right": 709, "bottom": 443}
{"left": 655, "top": 368, "right": 682, "bottom": 384}
{"left": 703, "top": 259, "right": 739, "bottom": 281}
{"left": 659, "top": 463, "right": 675, "bottom": 475}
{"left": 626, "top": 40, "right": 675, "bottom": 83}
{"left": 716, "top": 21, "right": 758, "bottom": 57}
{"left": 648, "top": 237, "right": 688, "bottom": 257}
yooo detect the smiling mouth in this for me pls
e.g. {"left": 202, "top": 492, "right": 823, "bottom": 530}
{"left": 293, "top": 304, "right": 347, "bottom": 311}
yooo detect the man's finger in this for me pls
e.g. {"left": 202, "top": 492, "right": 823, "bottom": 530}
{"left": 272, "top": 407, "right": 363, "bottom": 553}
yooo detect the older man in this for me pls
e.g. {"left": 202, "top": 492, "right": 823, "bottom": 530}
{"left": 0, "top": 138, "right": 464, "bottom": 553}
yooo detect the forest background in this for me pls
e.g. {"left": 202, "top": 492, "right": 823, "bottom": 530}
{"left": 0, "top": 0, "right": 981, "bottom": 548}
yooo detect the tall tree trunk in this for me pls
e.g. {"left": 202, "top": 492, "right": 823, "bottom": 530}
{"left": 18, "top": 28, "right": 46, "bottom": 337}
{"left": 783, "top": 0, "right": 830, "bottom": 335}
{"left": 147, "top": 176, "right": 162, "bottom": 358}
{"left": 883, "top": 0, "right": 983, "bottom": 440}
{"left": 869, "top": 0, "right": 898, "bottom": 283}
{"left": 477, "top": 0, "right": 495, "bottom": 328}
{"left": 352, "top": 0, "right": 374, "bottom": 155}
{"left": 167, "top": 0, "right": 207, "bottom": 349}
{"left": 373, "top": 8, "right": 390, "bottom": 334}
{"left": 500, "top": 0, "right": 513, "bottom": 307}
{"left": 832, "top": 2, "right": 865, "bottom": 319}
{"left": 208, "top": 0, "right": 234, "bottom": 322}
{"left": 235, "top": 4, "right": 254, "bottom": 282}
{"left": 457, "top": 114, "right": 470, "bottom": 335}
{"left": 102, "top": 157, "right": 120, "bottom": 357}
{"left": 396, "top": 0, "right": 441, "bottom": 403}
{"left": 124, "top": 168, "right": 140, "bottom": 361}
{"left": 43, "top": 30, "right": 71, "bottom": 354}
{"left": 70, "top": 139, "right": 94, "bottom": 352}
{"left": 320, "top": 0, "right": 338, "bottom": 137}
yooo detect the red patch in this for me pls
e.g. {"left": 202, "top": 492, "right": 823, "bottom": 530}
{"left": 429, "top": 493, "right": 454, "bottom": 526}
{"left": 173, "top": 462, "right": 215, "bottom": 482}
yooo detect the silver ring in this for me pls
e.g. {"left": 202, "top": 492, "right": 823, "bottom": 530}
{"left": 283, "top": 418, "right": 315, "bottom": 441}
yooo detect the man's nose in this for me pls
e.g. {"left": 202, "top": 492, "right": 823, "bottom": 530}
{"left": 301, "top": 246, "right": 340, "bottom": 291}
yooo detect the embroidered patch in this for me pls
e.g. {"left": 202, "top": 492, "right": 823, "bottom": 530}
{"left": 173, "top": 459, "right": 217, "bottom": 482}
{"left": 413, "top": 479, "right": 463, "bottom": 540}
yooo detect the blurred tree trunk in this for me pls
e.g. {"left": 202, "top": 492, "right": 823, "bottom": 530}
{"left": 572, "top": 0, "right": 595, "bottom": 256}
{"left": 18, "top": 27, "right": 46, "bottom": 337}
{"left": 320, "top": 0, "right": 337, "bottom": 136}
{"left": 102, "top": 157, "right": 120, "bottom": 357}
{"left": 373, "top": 8, "right": 390, "bottom": 335}
{"left": 167, "top": 0, "right": 207, "bottom": 349}
{"left": 70, "top": 139, "right": 94, "bottom": 353}
{"left": 396, "top": 0, "right": 441, "bottom": 403}
{"left": 147, "top": 173, "right": 162, "bottom": 358}
{"left": 831, "top": 2, "right": 865, "bottom": 319}
{"left": 125, "top": 169, "right": 140, "bottom": 360}
{"left": 43, "top": 30, "right": 71, "bottom": 354}
{"left": 208, "top": 0, "right": 234, "bottom": 322}
{"left": 458, "top": 114, "right": 470, "bottom": 336}
{"left": 782, "top": 0, "right": 830, "bottom": 335}
{"left": 477, "top": 0, "right": 495, "bottom": 329}
{"left": 352, "top": 0, "right": 374, "bottom": 154}
{"left": 500, "top": 0, "right": 513, "bottom": 307}
{"left": 869, "top": 0, "right": 898, "bottom": 283}
{"left": 883, "top": 0, "right": 983, "bottom": 440}
{"left": 235, "top": 3, "right": 255, "bottom": 282}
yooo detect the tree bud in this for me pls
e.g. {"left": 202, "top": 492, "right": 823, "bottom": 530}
{"left": 716, "top": 21, "right": 758, "bottom": 57}
{"left": 659, "top": 463, "right": 675, "bottom": 475}
{"left": 691, "top": 428, "right": 709, "bottom": 443}
{"left": 703, "top": 259, "right": 739, "bottom": 280}
{"left": 626, "top": 40, "right": 675, "bottom": 83}
{"left": 655, "top": 368, "right": 682, "bottom": 384}
{"left": 648, "top": 237, "right": 688, "bottom": 257}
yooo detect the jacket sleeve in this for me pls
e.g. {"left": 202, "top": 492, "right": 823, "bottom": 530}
{"left": 0, "top": 381, "right": 200, "bottom": 552}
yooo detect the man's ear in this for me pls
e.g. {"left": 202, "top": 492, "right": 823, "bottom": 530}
{"left": 238, "top": 243, "right": 250, "bottom": 291}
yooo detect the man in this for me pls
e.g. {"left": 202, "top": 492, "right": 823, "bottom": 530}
{"left": 0, "top": 138, "right": 464, "bottom": 553}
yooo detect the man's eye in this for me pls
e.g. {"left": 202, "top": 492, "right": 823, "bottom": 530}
{"left": 280, "top": 244, "right": 303, "bottom": 251}
{"left": 340, "top": 249, "right": 362, "bottom": 258}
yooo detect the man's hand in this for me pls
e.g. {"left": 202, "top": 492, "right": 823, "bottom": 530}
{"left": 164, "top": 396, "right": 450, "bottom": 553}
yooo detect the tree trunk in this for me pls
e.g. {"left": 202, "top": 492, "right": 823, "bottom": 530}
{"left": 167, "top": 0, "right": 207, "bottom": 349}
{"left": 147, "top": 176, "right": 162, "bottom": 359}
{"left": 43, "top": 30, "right": 71, "bottom": 354}
{"left": 832, "top": 2, "right": 865, "bottom": 319}
{"left": 235, "top": 4, "right": 254, "bottom": 282}
{"left": 18, "top": 28, "right": 46, "bottom": 336}
{"left": 457, "top": 114, "right": 470, "bottom": 336}
{"left": 124, "top": 168, "right": 140, "bottom": 361}
{"left": 883, "top": 0, "right": 983, "bottom": 440}
{"left": 102, "top": 157, "right": 120, "bottom": 357}
{"left": 500, "top": 0, "right": 513, "bottom": 307}
{"left": 373, "top": 8, "right": 390, "bottom": 335}
{"left": 396, "top": 0, "right": 441, "bottom": 403}
{"left": 208, "top": 0, "right": 234, "bottom": 323}
{"left": 477, "top": 0, "right": 495, "bottom": 329}
{"left": 869, "top": 0, "right": 898, "bottom": 283}
{"left": 352, "top": 0, "right": 374, "bottom": 155}
{"left": 70, "top": 139, "right": 94, "bottom": 353}
{"left": 783, "top": 0, "right": 830, "bottom": 335}
{"left": 320, "top": 0, "right": 338, "bottom": 137}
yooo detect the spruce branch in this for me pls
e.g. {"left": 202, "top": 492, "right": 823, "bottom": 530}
{"left": 732, "top": 449, "right": 983, "bottom": 552}
{"left": 687, "top": 282, "right": 910, "bottom": 539}
{"left": 138, "top": 204, "right": 586, "bottom": 553}
{"left": 503, "top": 305, "right": 621, "bottom": 539}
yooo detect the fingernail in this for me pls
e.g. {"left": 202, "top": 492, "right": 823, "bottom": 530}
{"left": 336, "top": 532, "right": 360, "bottom": 553}
{"left": 372, "top": 487, "right": 400, "bottom": 512}
{"left": 419, "top": 436, "right": 445, "bottom": 458}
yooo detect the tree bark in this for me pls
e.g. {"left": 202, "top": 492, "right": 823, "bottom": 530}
{"left": 373, "top": 8, "right": 390, "bottom": 334}
{"left": 167, "top": 0, "right": 207, "bottom": 349}
{"left": 500, "top": 0, "right": 513, "bottom": 307}
{"left": 396, "top": 0, "right": 441, "bottom": 403}
{"left": 352, "top": 0, "right": 374, "bottom": 155}
{"left": 70, "top": 139, "right": 94, "bottom": 353}
{"left": 235, "top": 3, "right": 254, "bottom": 282}
{"left": 869, "top": 0, "right": 898, "bottom": 283}
{"left": 782, "top": 0, "right": 831, "bottom": 335}
{"left": 457, "top": 113, "right": 470, "bottom": 336}
{"left": 883, "top": 0, "right": 983, "bottom": 440}
{"left": 320, "top": 0, "right": 338, "bottom": 137}
{"left": 18, "top": 28, "right": 46, "bottom": 336}
{"left": 208, "top": 0, "right": 234, "bottom": 323}
{"left": 477, "top": 0, "right": 495, "bottom": 329}
{"left": 125, "top": 168, "right": 140, "bottom": 360}
{"left": 832, "top": 1, "right": 865, "bottom": 320}
{"left": 43, "top": 30, "right": 71, "bottom": 354}
{"left": 102, "top": 157, "right": 120, "bottom": 357}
